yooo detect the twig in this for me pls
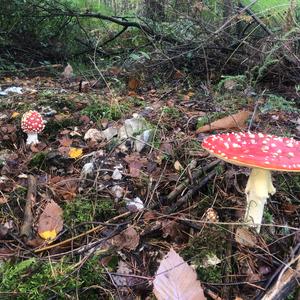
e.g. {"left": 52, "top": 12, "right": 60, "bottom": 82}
{"left": 239, "top": 3, "right": 273, "bottom": 36}
{"left": 20, "top": 175, "right": 37, "bottom": 239}
{"left": 167, "top": 167, "right": 221, "bottom": 213}
{"left": 18, "top": 64, "right": 62, "bottom": 72}
{"left": 167, "top": 159, "right": 221, "bottom": 201}
{"left": 214, "top": 0, "right": 259, "bottom": 35}
{"left": 34, "top": 211, "right": 131, "bottom": 253}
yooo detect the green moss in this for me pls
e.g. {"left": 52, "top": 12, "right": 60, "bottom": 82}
{"left": 127, "top": 96, "right": 146, "bottom": 108}
{"left": 28, "top": 152, "right": 47, "bottom": 169}
{"left": 0, "top": 255, "right": 106, "bottom": 300}
{"left": 261, "top": 94, "right": 299, "bottom": 113}
{"left": 37, "top": 93, "right": 77, "bottom": 111}
{"left": 162, "top": 106, "right": 181, "bottom": 118}
{"left": 43, "top": 118, "right": 81, "bottom": 136}
{"left": 63, "top": 196, "right": 116, "bottom": 227}
{"left": 81, "top": 100, "right": 129, "bottom": 122}
{"left": 181, "top": 226, "right": 226, "bottom": 283}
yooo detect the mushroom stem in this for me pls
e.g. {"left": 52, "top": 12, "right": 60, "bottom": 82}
{"left": 26, "top": 133, "right": 39, "bottom": 145}
{"left": 244, "top": 168, "right": 276, "bottom": 233}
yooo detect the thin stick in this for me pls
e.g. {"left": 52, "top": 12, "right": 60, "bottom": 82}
{"left": 167, "top": 159, "right": 220, "bottom": 201}
{"left": 34, "top": 211, "right": 131, "bottom": 253}
{"left": 20, "top": 175, "right": 37, "bottom": 238}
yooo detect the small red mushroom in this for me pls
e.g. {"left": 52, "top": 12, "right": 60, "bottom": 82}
{"left": 202, "top": 132, "right": 300, "bottom": 232}
{"left": 21, "top": 110, "right": 45, "bottom": 145}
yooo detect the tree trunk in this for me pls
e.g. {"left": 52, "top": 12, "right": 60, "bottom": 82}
{"left": 144, "top": 0, "right": 165, "bottom": 21}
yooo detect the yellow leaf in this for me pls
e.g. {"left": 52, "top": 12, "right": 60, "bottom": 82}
{"left": 39, "top": 229, "right": 57, "bottom": 240}
{"left": 11, "top": 112, "right": 20, "bottom": 118}
{"left": 38, "top": 201, "right": 63, "bottom": 241}
{"left": 68, "top": 147, "right": 83, "bottom": 159}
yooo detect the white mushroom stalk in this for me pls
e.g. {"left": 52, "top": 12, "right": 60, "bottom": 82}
{"left": 202, "top": 132, "right": 300, "bottom": 233}
{"left": 244, "top": 168, "right": 276, "bottom": 232}
{"left": 25, "top": 132, "right": 40, "bottom": 145}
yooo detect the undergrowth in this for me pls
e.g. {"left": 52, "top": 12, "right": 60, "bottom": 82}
{"left": 0, "top": 255, "right": 106, "bottom": 300}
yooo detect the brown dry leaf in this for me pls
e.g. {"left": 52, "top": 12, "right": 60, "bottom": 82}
{"left": 128, "top": 77, "right": 139, "bottom": 91}
{"left": 38, "top": 201, "right": 63, "bottom": 240}
{"left": 124, "top": 154, "right": 147, "bottom": 178}
{"left": 128, "top": 90, "right": 137, "bottom": 97}
{"left": 59, "top": 136, "right": 73, "bottom": 147}
{"left": 161, "top": 220, "right": 187, "bottom": 243}
{"left": 197, "top": 110, "right": 251, "bottom": 133}
{"left": 174, "top": 70, "right": 185, "bottom": 79}
{"left": 153, "top": 248, "right": 206, "bottom": 300}
{"left": 235, "top": 227, "right": 257, "bottom": 247}
{"left": 53, "top": 178, "right": 78, "bottom": 201}
{"left": 224, "top": 79, "right": 238, "bottom": 91}
{"left": 128, "top": 160, "right": 143, "bottom": 177}
{"left": 111, "top": 226, "right": 140, "bottom": 251}
{"left": 61, "top": 63, "right": 73, "bottom": 80}
{"left": 57, "top": 146, "right": 70, "bottom": 157}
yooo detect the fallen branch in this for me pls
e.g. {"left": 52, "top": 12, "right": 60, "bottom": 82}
{"left": 261, "top": 250, "right": 300, "bottom": 300}
{"left": 20, "top": 175, "right": 37, "bottom": 238}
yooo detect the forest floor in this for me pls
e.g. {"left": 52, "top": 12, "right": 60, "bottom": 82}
{"left": 0, "top": 73, "right": 299, "bottom": 300}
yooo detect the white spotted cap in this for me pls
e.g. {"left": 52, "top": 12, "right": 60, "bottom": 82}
{"left": 202, "top": 132, "right": 300, "bottom": 171}
{"left": 21, "top": 110, "right": 45, "bottom": 133}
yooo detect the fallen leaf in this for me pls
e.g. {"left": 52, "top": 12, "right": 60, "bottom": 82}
{"left": 124, "top": 154, "right": 147, "bottom": 178}
{"left": 59, "top": 136, "right": 73, "bottom": 147}
{"left": 38, "top": 201, "right": 63, "bottom": 240}
{"left": 235, "top": 227, "right": 257, "bottom": 247}
{"left": 153, "top": 249, "right": 206, "bottom": 300}
{"left": 200, "top": 253, "right": 221, "bottom": 268}
{"left": 197, "top": 110, "right": 251, "bottom": 133}
{"left": 128, "top": 77, "right": 139, "bottom": 91}
{"left": 11, "top": 112, "right": 20, "bottom": 118}
{"left": 68, "top": 147, "right": 83, "bottom": 159}
{"left": 111, "top": 185, "right": 124, "bottom": 199}
{"left": 84, "top": 128, "right": 103, "bottom": 142}
{"left": 61, "top": 63, "right": 74, "bottom": 80}
{"left": 111, "top": 226, "right": 140, "bottom": 251}
{"left": 174, "top": 160, "right": 183, "bottom": 171}
{"left": 174, "top": 70, "right": 185, "bottom": 79}
{"left": 49, "top": 176, "right": 78, "bottom": 201}
{"left": 161, "top": 220, "right": 187, "bottom": 243}
{"left": 112, "top": 168, "right": 122, "bottom": 180}
{"left": 125, "top": 197, "right": 144, "bottom": 212}
{"left": 112, "top": 260, "right": 143, "bottom": 297}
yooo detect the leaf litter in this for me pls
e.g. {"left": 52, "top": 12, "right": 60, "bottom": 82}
{"left": 0, "top": 74, "right": 299, "bottom": 299}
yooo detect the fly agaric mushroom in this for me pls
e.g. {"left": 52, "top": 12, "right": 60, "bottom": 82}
{"left": 202, "top": 132, "right": 300, "bottom": 232}
{"left": 21, "top": 110, "right": 45, "bottom": 144}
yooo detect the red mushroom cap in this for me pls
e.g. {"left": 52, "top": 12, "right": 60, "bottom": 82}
{"left": 21, "top": 110, "right": 45, "bottom": 133}
{"left": 202, "top": 132, "right": 300, "bottom": 172}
